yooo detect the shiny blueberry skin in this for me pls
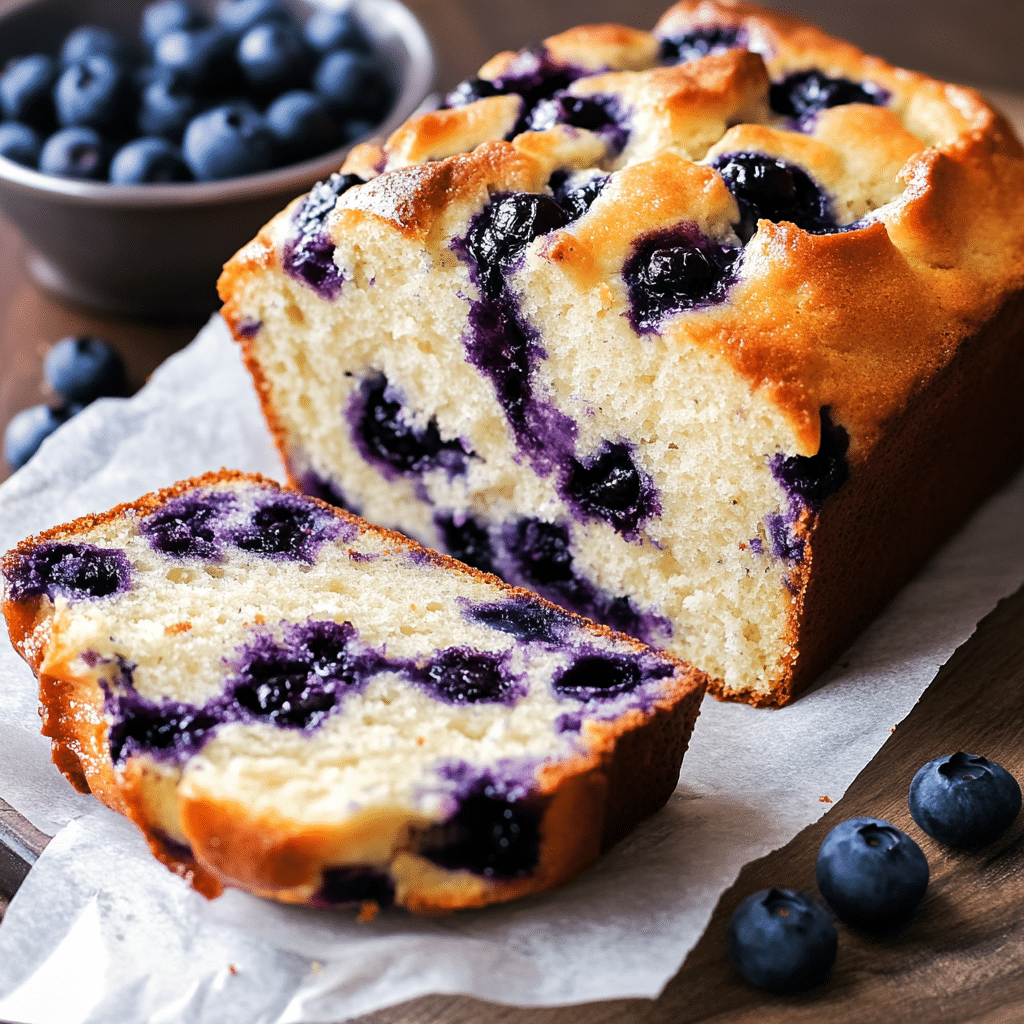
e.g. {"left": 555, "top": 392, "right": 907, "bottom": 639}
{"left": 182, "top": 101, "right": 274, "bottom": 180}
{"left": 816, "top": 817, "right": 929, "bottom": 929}
{"left": 659, "top": 25, "right": 742, "bottom": 65}
{"left": 54, "top": 56, "right": 135, "bottom": 136}
{"left": 142, "top": 0, "right": 207, "bottom": 48}
{"left": 420, "top": 648, "right": 518, "bottom": 705}
{"left": 314, "top": 49, "right": 390, "bottom": 120}
{"left": 0, "top": 55, "right": 58, "bottom": 132}
{"left": 770, "top": 69, "right": 885, "bottom": 118}
{"left": 236, "top": 20, "right": 311, "bottom": 96}
{"left": 3, "top": 404, "right": 77, "bottom": 469}
{"left": 304, "top": 8, "right": 370, "bottom": 54}
{"left": 728, "top": 889, "right": 837, "bottom": 993}
{"left": 60, "top": 26, "right": 129, "bottom": 67}
{"left": 136, "top": 68, "right": 196, "bottom": 140}
{"left": 153, "top": 26, "right": 237, "bottom": 93}
{"left": 909, "top": 752, "right": 1022, "bottom": 848}
{"left": 266, "top": 90, "right": 342, "bottom": 163}
{"left": 215, "top": 0, "right": 292, "bottom": 35}
{"left": 422, "top": 786, "right": 543, "bottom": 879}
{"left": 110, "top": 136, "right": 191, "bottom": 182}
{"left": 38, "top": 126, "right": 108, "bottom": 179}
{"left": 713, "top": 152, "right": 837, "bottom": 243}
{"left": 0, "top": 122, "right": 41, "bottom": 168}
{"left": 43, "top": 336, "right": 127, "bottom": 404}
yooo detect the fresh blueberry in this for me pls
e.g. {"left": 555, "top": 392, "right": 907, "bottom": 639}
{"left": 109, "top": 136, "right": 191, "bottom": 183}
{"left": 141, "top": 0, "right": 207, "bottom": 49}
{"left": 304, "top": 8, "right": 370, "bottom": 54}
{"left": 215, "top": 0, "right": 292, "bottom": 35}
{"left": 816, "top": 817, "right": 929, "bottom": 929}
{"left": 236, "top": 20, "right": 311, "bottom": 96}
{"left": 265, "top": 90, "right": 342, "bottom": 163}
{"left": 153, "top": 26, "right": 237, "bottom": 93}
{"left": 340, "top": 117, "right": 376, "bottom": 144}
{"left": 728, "top": 889, "right": 837, "bottom": 993}
{"left": 909, "top": 752, "right": 1022, "bottom": 848}
{"left": 182, "top": 101, "right": 274, "bottom": 180}
{"left": 136, "top": 69, "right": 196, "bottom": 140}
{"left": 3, "top": 404, "right": 78, "bottom": 469}
{"left": 314, "top": 49, "right": 391, "bottom": 120}
{"left": 0, "top": 55, "right": 58, "bottom": 131}
{"left": 38, "top": 126, "right": 109, "bottom": 179}
{"left": 54, "top": 56, "right": 135, "bottom": 135}
{"left": 660, "top": 26, "right": 741, "bottom": 65}
{"left": 0, "top": 121, "right": 42, "bottom": 168}
{"left": 59, "top": 26, "right": 129, "bottom": 67}
{"left": 770, "top": 69, "right": 884, "bottom": 118}
{"left": 44, "top": 336, "right": 127, "bottom": 403}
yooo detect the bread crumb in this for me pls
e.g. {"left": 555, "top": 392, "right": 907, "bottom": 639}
{"left": 358, "top": 900, "right": 380, "bottom": 922}
{"left": 819, "top": 795, "right": 832, "bottom": 803}
{"left": 228, "top": 964, "right": 237, "bottom": 976}
{"left": 164, "top": 622, "right": 192, "bottom": 634}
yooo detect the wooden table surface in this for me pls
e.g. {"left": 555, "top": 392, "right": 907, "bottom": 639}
{"left": 2, "top": 2, "right": 1024, "bottom": 1022}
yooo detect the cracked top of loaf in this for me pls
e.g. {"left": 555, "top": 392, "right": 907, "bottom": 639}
{"left": 220, "top": 0, "right": 1024, "bottom": 460}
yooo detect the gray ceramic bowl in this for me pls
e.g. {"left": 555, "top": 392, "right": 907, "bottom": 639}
{"left": 0, "top": 0, "right": 434, "bottom": 318}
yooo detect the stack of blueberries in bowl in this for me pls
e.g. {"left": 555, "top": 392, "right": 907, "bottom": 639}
{"left": 0, "top": 0, "right": 393, "bottom": 182}
{"left": 0, "top": 0, "right": 433, "bottom": 316}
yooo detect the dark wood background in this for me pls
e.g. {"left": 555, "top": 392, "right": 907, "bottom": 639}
{"left": 2, "top": 2, "right": 1023, "bottom": 1022}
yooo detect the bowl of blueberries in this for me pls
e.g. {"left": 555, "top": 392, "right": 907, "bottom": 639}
{"left": 0, "top": 0, "right": 434, "bottom": 317}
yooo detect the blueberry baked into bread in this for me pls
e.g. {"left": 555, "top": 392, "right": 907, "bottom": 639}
{"left": 1, "top": 472, "right": 705, "bottom": 912}
{"left": 218, "top": 0, "right": 1024, "bottom": 706}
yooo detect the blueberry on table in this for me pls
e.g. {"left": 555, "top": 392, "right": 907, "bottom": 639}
{"left": 110, "top": 137, "right": 191, "bottom": 183}
{"left": 43, "top": 336, "right": 128, "bottom": 404}
{"left": 182, "top": 101, "right": 275, "bottom": 180}
{"left": 3, "top": 404, "right": 78, "bottom": 470}
{"left": 909, "top": 752, "right": 1022, "bottom": 848}
{"left": 727, "top": 889, "right": 837, "bottom": 993}
{"left": 0, "top": 55, "right": 58, "bottom": 132}
{"left": 54, "top": 56, "right": 135, "bottom": 136}
{"left": 0, "top": 122, "right": 42, "bottom": 168}
{"left": 266, "top": 90, "right": 342, "bottom": 164}
{"left": 815, "top": 817, "right": 928, "bottom": 929}
{"left": 38, "top": 126, "right": 108, "bottom": 179}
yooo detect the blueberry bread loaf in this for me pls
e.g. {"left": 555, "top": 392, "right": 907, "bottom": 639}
{"left": 218, "top": 0, "right": 1024, "bottom": 706}
{"left": 1, "top": 472, "right": 705, "bottom": 913}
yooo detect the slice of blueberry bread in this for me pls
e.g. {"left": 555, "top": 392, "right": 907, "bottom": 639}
{"left": 218, "top": 1, "right": 1024, "bottom": 706}
{"left": 1, "top": 472, "right": 705, "bottom": 913}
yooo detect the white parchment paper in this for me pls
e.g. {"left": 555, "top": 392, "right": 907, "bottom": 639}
{"left": 0, "top": 315, "right": 1022, "bottom": 1024}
